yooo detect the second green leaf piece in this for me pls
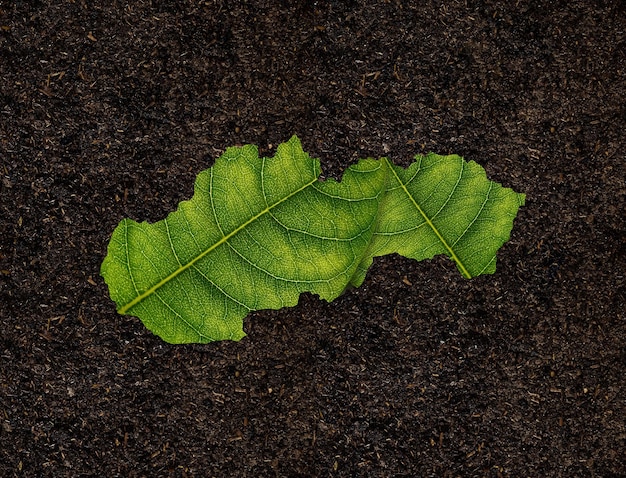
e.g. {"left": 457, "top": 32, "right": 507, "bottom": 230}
{"left": 101, "top": 136, "right": 525, "bottom": 344}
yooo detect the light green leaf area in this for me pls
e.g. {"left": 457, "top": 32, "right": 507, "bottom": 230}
{"left": 101, "top": 136, "right": 525, "bottom": 344}
{"left": 351, "top": 154, "right": 525, "bottom": 286}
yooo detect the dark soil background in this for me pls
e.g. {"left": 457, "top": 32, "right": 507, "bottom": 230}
{"left": 1, "top": 1, "right": 625, "bottom": 476}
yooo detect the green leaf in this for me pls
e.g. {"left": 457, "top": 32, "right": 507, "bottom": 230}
{"left": 101, "top": 136, "right": 525, "bottom": 344}
{"left": 351, "top": 154, "right": 526, "bottom": 286}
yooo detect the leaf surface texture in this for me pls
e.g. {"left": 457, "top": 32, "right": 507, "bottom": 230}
{"left": 101, "top": 136, "right": 524, "bottom": 343}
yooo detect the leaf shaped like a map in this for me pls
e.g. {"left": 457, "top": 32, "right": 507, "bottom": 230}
{"left": 101, "top": 136, "right": 525, "bottom": 344}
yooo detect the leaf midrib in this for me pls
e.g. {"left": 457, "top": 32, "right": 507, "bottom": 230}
{"left": 119, "top": 176, "right": 319, "bottom": 314}
{"left": 383, "top": 157, "right": 472, "bottom": 279}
